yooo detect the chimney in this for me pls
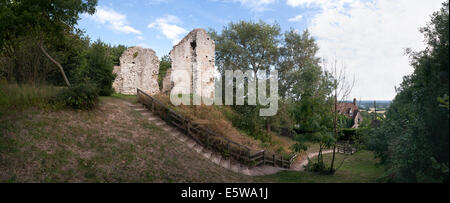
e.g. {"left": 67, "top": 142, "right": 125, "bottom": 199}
{"left": 353, "top": 98, "right": 357, "bottom": 105}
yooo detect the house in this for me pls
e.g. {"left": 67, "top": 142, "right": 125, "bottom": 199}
{"left": 337, "top": 98, "right": 363, "bottom": 128}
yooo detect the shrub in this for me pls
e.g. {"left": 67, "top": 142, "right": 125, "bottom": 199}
{"left": 53, "top": 83, "right": 99, "bottom": 110}
{"left": 76, "top": 39, "right": 115, "bottom": 96}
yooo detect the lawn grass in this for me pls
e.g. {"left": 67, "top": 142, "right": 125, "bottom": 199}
{"left": 110, "top": 93, "right": 137, "bottom": 103}
{"left": 258, "top": 150, "right": 384, "bottom": 183}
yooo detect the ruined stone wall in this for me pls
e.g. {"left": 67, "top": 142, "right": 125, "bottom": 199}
{"left": 112, "top": 46, "right": 160, "bottom": 95}
{"left": 163, "top": 29, "right": 215, "bottom": 99}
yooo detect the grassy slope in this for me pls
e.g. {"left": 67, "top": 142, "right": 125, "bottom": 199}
{"left": 0, "top": 91, "right": 384, "bottom": 183}
{"left": 0, "top": 97, "right": 253, "bottom": 183}
{"left": 257, "top": 150, "right": 385, "bottom": 183}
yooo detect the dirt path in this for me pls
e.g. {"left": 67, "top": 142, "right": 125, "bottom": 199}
{"left": 290, "top": 150, "right": 334, "bottom": 171}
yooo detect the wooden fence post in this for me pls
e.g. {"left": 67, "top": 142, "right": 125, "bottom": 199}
{"left": 262, "top": 151, "right": 265, "bottom": 165}
{"left": 237, "top": 145, "right": 240, "bottom": 161}
{"left": 227, "top": 141, "right": 230, "bottom": 157}
{"left": 248, "top": 149, "right": 251, "bottom": 165}
{"left": 151, "top": 100, "right": 155, "bottom": 112}
{"left": 185, "top": 120, "right": 189, "bottom": 136}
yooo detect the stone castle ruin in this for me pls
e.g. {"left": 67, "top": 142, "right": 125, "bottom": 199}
{"left": 112, "top": 46, "right": 160, "bottom": 95}
{"left": 113, "top": 28, "right": 215, "bottom": 100}
{"left": 162, "top": 29, "right": 215, "bottom": 100}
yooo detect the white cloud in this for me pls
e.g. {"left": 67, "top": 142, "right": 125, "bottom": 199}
{"left": 226, "top": 0, "right": 277, "bottom": 12}
{"left": 148, "top": 15, "right": 188, "bottom": 45}
{"left": 288, "top": 14, "right": 303, "bottom": 22}
{"left": 89, "top": 7, "right": 142, "bottom": 35}
{"left": 286, "top": 0, "right": 355, "bottom": 8}
{"left": 289, "top": 0, "right": 443, "bottom": 100}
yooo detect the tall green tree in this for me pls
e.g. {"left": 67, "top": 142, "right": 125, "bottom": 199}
{"left": 210, "top": 21, "right": 281, "bottom": 136}
{"left": 0, "top": 0, "right": 97, "bottom": 86}
{"left": 76, "top": 39, "right": 115, "bottom": 96}
{"left": 278, "top": 29, "right": 322, "bottom": 101}
{"left": 109, "top": 44, "right": 127, "bottom": 66}
{"left": 369, "top": 1, "right": 449, "bottom": 182}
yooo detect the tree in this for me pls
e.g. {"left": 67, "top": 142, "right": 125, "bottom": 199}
{"left": 278, "top": 29, "right": 321, "bottom": 101}
{"left": 0, "top": 0, "right": 98, "bottom": 86}
{"left": 159, "top": 55, "right": 171, "bottom": 89}
{"left": 76, "top": 39, "right": 116, "bottom": 96}
{"left": 109, "top": 44, "right": 127, "bottom": 66}
{"left": 325, "top": 59, "right": 355, "bottom": 174}
{"left": 279, "top": 29, "right": 337, "bottom": 172}
{"left": 210, "top": 21, "right": 281, "bottom": 137}
{"left": 369, "top": 1, "right": 449, "bottom": 182}
{"left": 210, "top": 21, "right": 280, "bottom": 75}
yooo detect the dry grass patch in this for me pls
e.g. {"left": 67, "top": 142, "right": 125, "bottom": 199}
{"left": 153, "top": 94, "right": 263, "bottom": 151}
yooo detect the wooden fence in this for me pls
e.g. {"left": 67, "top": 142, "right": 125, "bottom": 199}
{"left": 137, "top": 89, "right": 297, "bottom": 169}
{"left": 337, "top": 141, "right": 358, "bottom": 155}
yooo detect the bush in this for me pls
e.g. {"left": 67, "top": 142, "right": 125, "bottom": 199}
{"left": 305, "top": 159, "right": 327, "bottom": 173}
{"left": 76, "top": 39, "right": 116, "bottom": 96}
{"left": 53, "top": 83, "right": 99, "bottom": 110}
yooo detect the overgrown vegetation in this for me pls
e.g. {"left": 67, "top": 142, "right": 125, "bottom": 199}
{"left": 76, "top": 39, "right": 116, "bottom": 96}
{"left": 52, "top": 83, "right": 99, "bottom": 110}
{"left": 158, "top": 55, "right": 171, "bottom": 89}
{"left": 367, "top": 1, "right": 449, "bottom": 183}
{"left": 210, "top": 21, "right": 341, "bottom": 173}
{"left": 0, "top": 0, "right": 124, "bottom": 106}
{"left": 0, "top": 81, "right": 63, "bottom": 111}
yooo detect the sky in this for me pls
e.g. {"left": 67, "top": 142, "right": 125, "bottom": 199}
{"left": 77, "top": 0, "right": 445, "bottom": 100}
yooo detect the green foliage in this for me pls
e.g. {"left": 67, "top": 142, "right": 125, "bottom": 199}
{"left": 109, "top": 45, "right": 127, "bottom": 66}
{"left": 210, "top": 20, "right": 280, "bottom": 74}
{"left": 0, "top": 82, "right": 63, "bottom": 111}
{"left": 210, "top": 21, "right": 333, "bottom": 155}
{"left": 337, "top": 114, "right": 354, "bottom": 129}
{"left": 278, "top": 29, "right": 324, "bottom": 100}
{"left": 338, "top": 127, "right": 370, "bottom": 150}
{"left": 158, "top": 55, "right": 171, "bottom": 89}
{"left": 210, "top": 21, "right": 281, "bottom": 142}
{"left": 278, "top": 29, "right": 333, "bottom": 139}
{"left": 53, "top": 83, "right": 99, "bottom": 110}
{"left": 368, "top": 1, "right": 449, "bottom": 183}
{"left": 0, "top": 0, "right": 97, "bottom": 49}
{"left": 76, "top": 39, "right": 116, "bottom": 96}
{"left": 293, "top": 131, "right": 336, "bottom": 173}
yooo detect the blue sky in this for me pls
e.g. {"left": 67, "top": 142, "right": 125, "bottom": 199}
{"left": 77, "top": 0, "right": 444, "bottom": 100}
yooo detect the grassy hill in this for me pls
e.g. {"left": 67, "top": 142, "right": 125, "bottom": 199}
{"left": 0, "top": 96, "right": 254, "bottom": 182}
{"left": 0, "top": 86, "right": 384, "bottom": 183}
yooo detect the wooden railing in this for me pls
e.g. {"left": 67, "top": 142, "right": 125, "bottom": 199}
{"left": 136, "top": 89, "right": 297, "bottom": 169}
{"left": 337, "top": 141, "right": 358, "bottom": 155}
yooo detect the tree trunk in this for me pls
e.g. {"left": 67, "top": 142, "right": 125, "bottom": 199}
{"left": 329, "top": 81, "right": 338, "bottom": 173}
{"left": 39, "top": 42, "right": 71, "bottom": 87}
{"left": 266, "top": 118, "right": 271, "bottom": 132}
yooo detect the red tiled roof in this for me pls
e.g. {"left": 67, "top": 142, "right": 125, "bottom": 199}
{"left": 337, "top": 102, "right": 359, "bottom": 118}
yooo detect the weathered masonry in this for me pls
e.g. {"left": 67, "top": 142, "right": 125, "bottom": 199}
{"left": 113, "top": 46, "right": 160, "bottom": 95}
{"left": 162, "top": 29, "right": 215, "bottom": 100}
